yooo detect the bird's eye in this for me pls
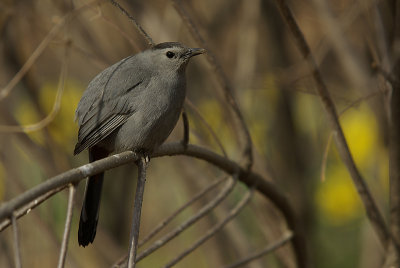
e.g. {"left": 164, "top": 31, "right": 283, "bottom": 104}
{"left": 166, "top": 51, "right": 175, "bottom": 58}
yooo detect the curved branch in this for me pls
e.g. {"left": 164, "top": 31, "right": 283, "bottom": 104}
{"left": 0, "top": 142, "right": 305, "bottom": 268}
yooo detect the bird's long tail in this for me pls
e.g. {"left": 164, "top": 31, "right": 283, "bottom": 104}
{"left": 78, "top": 146, "right": 108, "bottom": 247}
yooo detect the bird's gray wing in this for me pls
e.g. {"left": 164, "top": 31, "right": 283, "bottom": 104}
{"left": 74, "top": 55, "right": 148, "bottom": 155}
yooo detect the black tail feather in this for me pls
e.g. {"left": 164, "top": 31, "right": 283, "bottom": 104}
{"left": 78, "top": 146, "right": 108, "bottom": 247}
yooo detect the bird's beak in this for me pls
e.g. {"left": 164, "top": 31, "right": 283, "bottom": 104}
{"left": 188, "top": 48, "right": 206, "bottom": 57}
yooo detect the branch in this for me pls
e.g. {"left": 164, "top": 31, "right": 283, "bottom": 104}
{"left": 181, "top": 109, "right": 189, "bottom": 149}
{"left": 0, "top": 142, "right": 305, "bottom": 268}
{"left": 127, "top": 158, "right": 148, "bottom": 268}
{"left": 162, "top": 188, "right": 254, "bottom": 268}
{"left": 135, "top": 175, "right": 238, "bottom": 263}
{"left": 0, "top": 40, "right": 69, "bottom": 133}
{"left": 57, "top": 185, "right": 76, "bottom": 268}
{"left": 172, "top": 0, "right": 253, "bottom": 170}
{"left": 0, "top": 151, "right": 139, "bottom": 221}
{"left": 185, "top": 99, "right": 227, "bottom": 157}
{"left": 0, "top": 185, "right": 67, "bottom": 232}
{"left": 11, "top": 215, "right": 21, "bottom": 268}
{"left": 138, "top": 176, "right": 226, "bottom": 247}
{"left": 0, "top": 0, "right": 102, "bottom": 101}
{"left": 389, "top": 0, "right": 400, "bottom": 259}
{"left": 222, "top": 231, "right": 293, "bottom": 268}
{"left": 109, "top": 0, "right": 154, "bottom": 46}
{"left": 274, "top": 0, "right": 391, "bottom": 251}
{"left": 111, "top": 176, "right": 237, "bottom": 268}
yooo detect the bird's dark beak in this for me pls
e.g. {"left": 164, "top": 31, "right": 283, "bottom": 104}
{"left": 188, "top": 48, "right": 206, "bottom": 57}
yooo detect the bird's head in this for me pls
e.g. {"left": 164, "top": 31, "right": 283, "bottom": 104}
{"left": 147, "top": 42, "right": 205, "bottom": 72}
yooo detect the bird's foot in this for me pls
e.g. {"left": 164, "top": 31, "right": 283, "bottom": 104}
{"left": 135, "top": 149, "right": 150, "bottom": 163}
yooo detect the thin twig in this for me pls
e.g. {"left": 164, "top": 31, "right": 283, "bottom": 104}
{"left": 162, "top": 188, "right": 254, "bottom": 268}
{"left": 57, "top": 185, "right": 76, "bottom": 268}
{"left": 172, "top": 0, "right": 253, "bottom": 171}
{"left": 0, "top": 0, "right": 102, "bottom": 102}
{"left": 11, "top": 215, "right": 22, "bottom": 268}
{"left": 0, "top": 19, "right": 64, "bottom": 102}
{"left": 182, "top": 109, "right": 189, "bottom": 149}
{"left": 320, "top": 91, "right": 381, "bottom": 182}
{"left": 388, "top": 0, "right": 400, "bottom": 260}
{"left": 320, "top": 133, "right": 333, "bottom": 182}
{"left": 0, "top": 185, "right": 66, "bottom": 232}
{"left": 134, "top": 174, "right": 238, "bottom": 263}
{"left": 113, "top": 176, "right": 228, "bottom": 267}
{"left": 223, "top": 231, "right": 294, "bottom": 268}
{"left": 127, "top": 158, "right": 148, "bottom": 268}
{"left": 373, "top": 62, "right": 399, "bottom": 87}
{"left": 0, "top": 40, "right": 69, "bottom": 133}
{"left": 185, "top": 99, "right": 227, "bottom": 157}
{"left": 99, "top": 13, "right": 141, "bottom": 52}
{"left": 311, "top": 0, "right": 369, "bottom": 91}
{"left": 274, "top": 0, "right": 392, "bottom": 254}
{"left": 109, "top": 0, "right": 154, "bottom": 46}
{"left": 139, "top": 176, "right": 226, "bottom": 247}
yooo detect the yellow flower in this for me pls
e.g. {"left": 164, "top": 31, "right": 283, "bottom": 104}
{"left": 316, "top": 165, "right": 362, "bottom": 225}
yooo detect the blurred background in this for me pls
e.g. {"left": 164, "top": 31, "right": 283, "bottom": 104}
{"left": 0, "top": 0, "right": 396, "bottom": 267}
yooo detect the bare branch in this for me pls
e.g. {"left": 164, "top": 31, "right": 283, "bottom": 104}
{"left": 0, "top": 143, "right": 305, "bottom": 268}
{"left": 11, "top": 215, "right": 22, "bottom": 268}
{"left": 0, "top": 185, "right": 66, "bottom": 232}
{"left": 138, "top": 176, "right": 226, "bottom": 247}
{"left": 0, "top": 151, "right": 139, "bottom": 221}
{"left": 57, "top": 185, "right": 76, "bottom": 268}
{"left": 135, "top": 175, "right": 238, "bottom": 263}
{"left": 99, "top": 13, "right": 141, "bottom": 52}
{"left": 320, "top": 91, "right": 382, "bottom": 182}
{"left": 162, "top": 188, "right": 254, "bottom": 268}
{"left": 320, "top": 133, "right": 333, "bottom": 182}
{"left": 0, "top": 0, "right": 102, "bottom": 101}
{"left": 181, "top": 109, "right": 189, "bottom": 149}
{"left": 311, "top": 0, "right": 370, "bottom": 91}
{"left": 0, "top": 40, "right": 69, "bottom": 133}
{"left": 109, "top": 0, "right": 154, "bottom": 46}
{"left": 127, "top": 158, "right": 148, "bottom": 268}
{"left": 0, "top": 17, "right": 65, "bottom": 102}
{"left": 373, "top": 63, "right": 398, "bottom": 87}
{"left": 388, "top": 0, "right": 400, "bottom": 263}
{"left": 274, "top": 0, "right": 391, "bottom": 252}
{"left": 172, "top": 0, "right": 253, "bottom": 170}
{"left": 114, "top": 175, "right": 237, "bottom": 267}
{"left": 223, "top": 231, "right": 294, "bottom": 268}
{"left": 185, "top": 99, "right": 227, "bottom": 157}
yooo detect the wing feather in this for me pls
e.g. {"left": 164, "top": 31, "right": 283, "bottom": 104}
{"left": 74, "top": 54, "right": 149, "bottom": 154}
{"left": 74, "top": 114, "right": 130, "bottom": 155}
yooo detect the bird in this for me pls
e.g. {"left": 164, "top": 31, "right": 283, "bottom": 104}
{"left": 74, "top": 42, "right": 205, "bottom": 247}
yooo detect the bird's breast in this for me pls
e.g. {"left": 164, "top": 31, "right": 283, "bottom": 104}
{"left": 112, "top": 74, "right": 186, "bottom": 152}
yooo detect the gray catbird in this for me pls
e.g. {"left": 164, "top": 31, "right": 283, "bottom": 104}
{"left": 74, "top": 42, "right": 205, "bottom": 247}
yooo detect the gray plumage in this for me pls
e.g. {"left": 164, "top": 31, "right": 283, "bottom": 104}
{"left": 74, "top": 42, "right": 204, "bottom": 246}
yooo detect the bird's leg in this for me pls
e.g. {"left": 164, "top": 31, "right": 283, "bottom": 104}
{"left": 134, "top": 149, "right": 150, "bottom": 163}
{"left": 181, "top": 109, "right": 189, "bottom": 150}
